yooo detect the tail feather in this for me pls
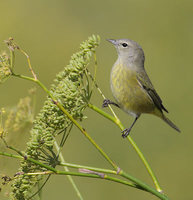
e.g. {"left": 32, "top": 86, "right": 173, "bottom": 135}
{"left": 162, "top": 114, "right": 181, "bottom": 133}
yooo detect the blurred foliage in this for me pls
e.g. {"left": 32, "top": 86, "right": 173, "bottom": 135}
{"left": 0, "top": 52, "right": 11, "bottom": 83}
{"left": 0, "top": 0, "right": 192, "bottom": 200}
{"left": 2, "top": 96, "right": 33, "bottom": 133}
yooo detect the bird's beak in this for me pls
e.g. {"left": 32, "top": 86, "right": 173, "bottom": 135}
{"left": 106, "top": 39, "right": 117, "bottom": 45}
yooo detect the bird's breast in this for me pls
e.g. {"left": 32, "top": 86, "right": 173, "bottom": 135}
{"left": 110, "top": 64, "right": 155, "bottom": 115}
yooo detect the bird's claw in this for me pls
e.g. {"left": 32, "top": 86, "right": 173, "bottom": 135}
{"left": 102, "top": 99, "right": 111, "bottom": 108}
{"left": 121, "top": 128, "right": 131, "bottom": 138}
{"left": 102, "top": 99, "right": 120, "bottom": 108}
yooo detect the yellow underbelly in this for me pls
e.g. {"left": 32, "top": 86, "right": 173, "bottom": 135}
{"left": 110, "top": 64, "right": 155, "bottom": 115}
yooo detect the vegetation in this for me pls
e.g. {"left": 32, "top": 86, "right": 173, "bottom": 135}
{"left": 0, "top": 35, "right": 169, "bottom": 200}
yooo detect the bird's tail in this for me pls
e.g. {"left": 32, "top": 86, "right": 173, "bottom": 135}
{"left": 162, "top": 114, "right": 181, "bottom": 133}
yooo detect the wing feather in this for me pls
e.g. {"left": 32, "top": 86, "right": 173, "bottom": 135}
{"left": 136, "top": 71, "right": 168, "bottom": 113}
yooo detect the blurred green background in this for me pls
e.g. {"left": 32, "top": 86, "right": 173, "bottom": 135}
{"left": 0, "top": 0, "right": 192, "bottom": 199}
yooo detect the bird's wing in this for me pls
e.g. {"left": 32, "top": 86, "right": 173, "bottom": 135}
{"left": 136, "top": 70, "right": 168, "bottom": 113}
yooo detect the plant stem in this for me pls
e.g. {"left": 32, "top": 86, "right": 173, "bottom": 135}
{"left": 26, "top": 170, "right": 139, "bottom": 191}
{"left": 59, "top": 161, "right": 167, "bottom": 199}
{"left": 0, "top": 150, "right": 169, "bottom": 200}
{"left": 59, "top": 162, "right": 116, "bottom": 175}
{"left": 88, "top": 103, "right": 162, "bottom": 192}
{"left": 0, "top": 151, "right": 137, "bottom": 190}
{"left": 120, "top": 170, "right": 168, "bottom": 200}
{"left": 54, "top": 140, "right": 84, "bottom": 200}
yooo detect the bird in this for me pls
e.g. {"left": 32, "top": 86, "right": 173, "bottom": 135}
{"left": 103, "top": 38, "right": 180, "bottom": 138}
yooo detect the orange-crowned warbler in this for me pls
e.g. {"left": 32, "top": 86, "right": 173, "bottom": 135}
{"left": 103, "top": 39, "right": 180, "bottom": 138}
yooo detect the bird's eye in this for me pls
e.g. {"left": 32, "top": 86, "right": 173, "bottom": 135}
{"left": 122, "top": 43, "right": 128, "bottom": 47}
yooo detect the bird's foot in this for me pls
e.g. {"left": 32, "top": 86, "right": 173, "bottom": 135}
{"left": 102, "top": 99, "right": 120, "bottom": 108}
{"left": 102, "top": 99, "right": 111, "bottom": 107}
{"left": 121, "top": 128, "right": 131, "bottom": 138}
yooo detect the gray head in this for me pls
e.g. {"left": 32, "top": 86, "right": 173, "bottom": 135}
{"left": 107, "top": 39, "right": 145, "bottom": 67}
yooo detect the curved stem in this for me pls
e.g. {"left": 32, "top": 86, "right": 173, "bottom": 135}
{"left": 120, "top": 170, "right": 168, "bottom": 200}
{"left": 126, "top": 134, "right": 161, "bottom": 191}
{"left": 88, "top": 103, "right": 162, "bottom": 192}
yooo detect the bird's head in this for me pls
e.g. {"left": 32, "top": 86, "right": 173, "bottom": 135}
{"left": 107, "top": 39, "right": 145, "bottom": 67}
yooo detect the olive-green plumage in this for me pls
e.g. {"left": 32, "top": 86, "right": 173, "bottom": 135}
{"left": 107, "top": 39, "right": 180, "bottom": 136}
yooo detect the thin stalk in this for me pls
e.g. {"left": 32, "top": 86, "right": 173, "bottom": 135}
{"left": 126, "top": 132, "right": 161, "bottom": 191}
{"left": 9, "top": 49, "right": 15, "bottom": 70}
{"left": 26, "top": 170, "right": 139, "bottom": 191}
{"left": 120, "top": 170, "right": 168, "bottom": 200}
{"left": 59, "top": 162, "right": 116, "bottom": 175}
{"left": 0, "top": 151, "right": 21, "bottom": 160}
{"left": 88, "top": 103, "right": 162, "bottom": 192}
{"left": 88, "top": 55, "right": 119, "bottom": 119}
{"left": 17, "top": 47, "right": 37, "bottom": 80}
{"left": 54, "top": 140, "right": 84, "bottom": 200}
